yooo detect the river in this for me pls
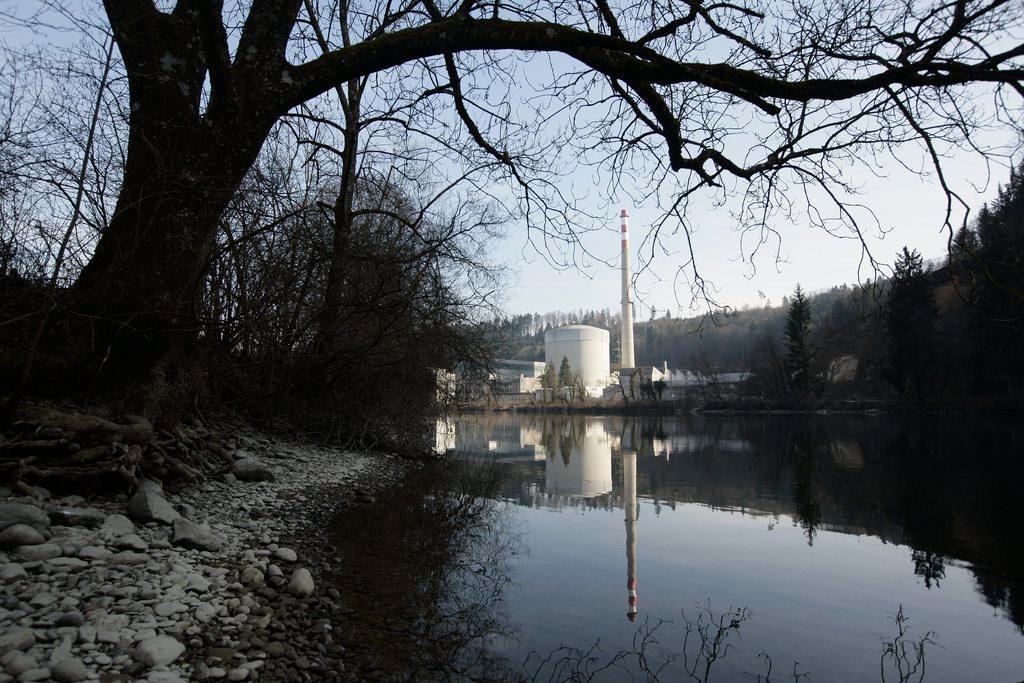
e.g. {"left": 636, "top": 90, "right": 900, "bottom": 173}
{"left": 326, "top": 413, "right": 1024, "bottom": 681}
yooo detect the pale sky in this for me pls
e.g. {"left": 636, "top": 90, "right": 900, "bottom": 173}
{"left": 4, "top": 1, "right": 1018, "bottom": 320}
{"left": 497, "top": 146, "right": 1010, "bottom": 317}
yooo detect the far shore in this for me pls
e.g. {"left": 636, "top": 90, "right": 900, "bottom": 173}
{"left": 462, "top": 398, "right": 1024, "bottom": 417}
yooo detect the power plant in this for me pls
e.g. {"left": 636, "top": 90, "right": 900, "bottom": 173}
{"left": 484, "top": 206, "right": 747, "bottom": 404}
{"left": 543, "top": 325, "right": 610, "bottom": 387}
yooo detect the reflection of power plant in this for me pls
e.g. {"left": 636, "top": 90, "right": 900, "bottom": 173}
{"left": 544, "top": 422, "right": 613, "bottom": 496}
{"left": 450, "top": 415, "right": 640, "bottom": 621}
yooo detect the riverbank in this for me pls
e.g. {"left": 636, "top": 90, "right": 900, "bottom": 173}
{"left": 469, "top": 396, "right": 1024, "bottom": 416}
{"left": 0, "top": 430, "right": 409, "bottom": 683}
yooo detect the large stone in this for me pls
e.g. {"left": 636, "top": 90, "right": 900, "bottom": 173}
{"left": 193, "top": 603, "right": 216, "bottom": 623}
{"left": 137, "top": 479, "right": 163, "bottom": 493}
{"left": 114, "top": 533, "right": 148, "bottom": 551}
{"left": 0, "top": 503, "right": 49, "bottom": 532}
{"left": 0, "top": 563, "right": 28, "bottom": 581}
{"left": 239, "top": 567, "right": 264, "bottom": 588}
{"left": 1, "top": 651, "right": 36, "bottom": 676}
{"left": 0, "top": 524, "right": 45, "bottom": 549}
{"left": 154, "top": 601, "right": 186, "bottom": 617}
{"left": 0, "top": 629, "right": 34, "bottom": 656}
{"left": 48, "top": 557, "right": 88, "bottom": 568}
{"left": 232, "top": 459, "right": 275, "bottom": 482}
{"left": 106, "top": 550, "right": 149, "bottom": 564}
{"left": 285, "top": 568, "right": 314, "bottom": 597}
{"left": 77, "top": 545, "right": 112, "bottom": 560}
{"left": 13, "top": 543, "right": 61, "bottom": 561}
{"left": 127, "top": 490, "right": 180, "bottom": 525}
{"left": 99, "top": 513, "right": 135, "bottom": 539}
{"left": 171, "top": 518, "right": 223, "bottom": 551}
{"left": 134, "top": 636, "right": 185, "bottom": 667}
{"left": 50, "top": 658, "right": 87, "bottom": 682}
{"left": 47, "top": 507, "right": 107, "bottom": 528}
{"left": 274, "top": 547, "right": 297, "bottom": 563}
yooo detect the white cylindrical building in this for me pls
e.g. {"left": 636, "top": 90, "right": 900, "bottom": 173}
{"left": 544, "top": 325, "right": 610, "bottom": 387}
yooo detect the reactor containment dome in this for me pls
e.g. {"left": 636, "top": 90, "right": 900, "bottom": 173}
{"left": 544, "top": 325, "right": 611, "bottom": 387}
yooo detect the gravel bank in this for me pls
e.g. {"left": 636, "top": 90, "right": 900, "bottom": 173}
{"left": 0, "top": 431, "right": 408, "bottom": 683}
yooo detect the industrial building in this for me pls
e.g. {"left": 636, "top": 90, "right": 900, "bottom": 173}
{"left": 478, "top": 207, "right": 756, "bottom": 405}
{"left": 544, "top": 325, "right": 611, "bottom": 388}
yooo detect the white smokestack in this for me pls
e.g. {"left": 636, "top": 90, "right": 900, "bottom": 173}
{"left": 620, "top": 208, "right": 635, "bottom": 369}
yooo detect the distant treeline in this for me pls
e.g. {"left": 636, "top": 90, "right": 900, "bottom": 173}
{"left": 502, "top": 163, "right": 1024, "bottom": 405}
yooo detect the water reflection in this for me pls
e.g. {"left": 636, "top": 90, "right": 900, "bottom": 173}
{"left": 328, "top": 413, "right": 1024, "bottom": 681}
{"left": 623, "top": 447, "right": 638, "bottom": 623}
{"left": 326, "top": 462, "right": 522, "bottom": 681}
{"left": 440, "top": 412, "right": 1024, "bottom": 631}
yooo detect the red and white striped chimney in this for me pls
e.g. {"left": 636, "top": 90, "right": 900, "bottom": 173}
{"left": 620, "top": 208, "right": 635, "bottom": 369}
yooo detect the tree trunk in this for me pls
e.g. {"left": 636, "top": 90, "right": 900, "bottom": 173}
{"left": 67, "top": 108, "right": 270, "bottom": 418}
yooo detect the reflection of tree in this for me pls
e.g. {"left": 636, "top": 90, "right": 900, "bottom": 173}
{"left": 911, "top": 550, "right": 945, "bottom": 590}
{"left": 790, "top": 444, "right": 822, "bottom": 546}
{"left": 328, "top": 461, "right": 521, "bottom": 680}
{"left": 459, "top": 412, "right": 1024, "bottom": 632}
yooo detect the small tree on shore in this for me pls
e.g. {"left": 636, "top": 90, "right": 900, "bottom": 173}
{"left": 784, "top": 285, "right": 815, "bottom": 402}
{"left": 558, "top": 357, "right": 573, "bottom": 392}
{"left": 887, "top": 247, "right": 937, "bottom": 399}
{"left": 540, "top": 362, "right": 558, "bottom": 401}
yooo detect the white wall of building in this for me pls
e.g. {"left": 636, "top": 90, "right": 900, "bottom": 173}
{"left": 544, "top": 325, "right": 611, "bottom": 387}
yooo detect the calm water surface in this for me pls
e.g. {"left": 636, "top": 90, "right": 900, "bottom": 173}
{"left": 328, "top": 414, "right": 1024, "bottom": 681}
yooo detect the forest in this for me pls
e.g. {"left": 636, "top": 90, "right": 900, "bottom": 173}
{"left": 503, "top": 163, "right": 1024, "bottom": 406}
{"left": 0, "top": 0, "right": 1021, "bottom": 488}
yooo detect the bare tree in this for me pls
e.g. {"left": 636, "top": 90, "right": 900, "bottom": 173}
{"left": 0, "top": 0, "right": 1020, "bottom": 419}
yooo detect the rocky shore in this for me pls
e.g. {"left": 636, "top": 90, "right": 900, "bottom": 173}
{"left": 0, "top": 432, "right": 408, "bottom": 683}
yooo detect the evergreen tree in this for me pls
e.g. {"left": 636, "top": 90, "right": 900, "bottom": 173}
{"left": 541, "top": 362, "right": 558, "bottom": 390}
{"left": 558, "top": 356, "right": 573, "bottom": 389}
{"left": 886, "top": 247, "right": 938, "bottom": 399}
{"left": 784, "top": 284, "right": 814, "bottom": 401}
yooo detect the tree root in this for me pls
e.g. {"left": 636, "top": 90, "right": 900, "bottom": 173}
{"left": 1, "top": 402, "right": 234, "bottom": 493}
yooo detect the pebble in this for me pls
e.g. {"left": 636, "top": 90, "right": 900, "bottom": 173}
{"left": 194, "top": 604, "right": 216, "bottom": 623}
{"left": 0, "top": 439, "right": 400, "bottom": 683}
{"left": 0, "top": 651, "right": 36, "bottom": 676}
{"left": 50, "top": 658, "right": 87, "bottom": 682}
{"left": 12, "top": 543, "right": 61, "bottom": 561}
{"left": 0, "top": 630, "right": 34, "bottom": 656}
{"left": 114, "top": 533, "right": 148, "bottom": 551}
{"left": 134, "top": 636, "right": 185, "bottom": 667}
{"left": 99, "top": 514, "right": 136, "bottom": 539}
{"left": 286, "top": 568, "right": 315, "bottom": 598}
{"left": 0, "top": 564, "right": 28, "bottom": 582}
{"left": 0, "top": 503, "right": 50, "bottom": 531}
{"left": 0, "top": 524, "right": 45, "bottom": 549}
{"left": 127, "top": 490, "right": 180, "bottom": 525}
{"left": 239, "top": 567, "right": 264, "bottom": 588}
{"left": 274, "top": 547, "right": 297, "bottom": 563}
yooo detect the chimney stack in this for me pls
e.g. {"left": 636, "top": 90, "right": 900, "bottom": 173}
{"left": 620, "top": 208, "right": 635, "bottom": 369}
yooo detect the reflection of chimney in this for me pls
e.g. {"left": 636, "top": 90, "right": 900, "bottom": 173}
{"left": 620, "top": 209, "right": 635, "bottom": 369}
{"left": 624, "top": 449, "right": 638, "bottom": 621}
